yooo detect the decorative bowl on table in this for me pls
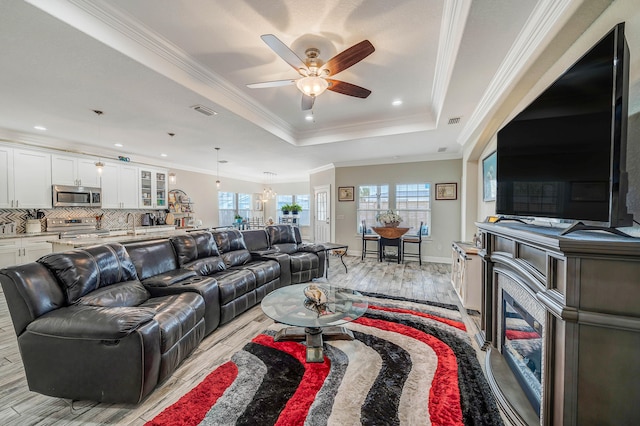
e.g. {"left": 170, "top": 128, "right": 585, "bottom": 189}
{"left": 304, "top": 284, "right": 328, "bottom": 304}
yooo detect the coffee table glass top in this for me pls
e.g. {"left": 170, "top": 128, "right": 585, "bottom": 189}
{"left": 261, "top": 284, "right": 368, "bottom": 328}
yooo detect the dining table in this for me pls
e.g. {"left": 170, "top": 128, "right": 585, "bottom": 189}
{"left": 371, "top": 226, "right": 410, "bottom": 263}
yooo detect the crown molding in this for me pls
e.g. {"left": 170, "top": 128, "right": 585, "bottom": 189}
{"left": 455, "top": 0, "right": 577, "bottom": 149}
{"left": 431, "top": 0, "right": 473, "bottom": 125}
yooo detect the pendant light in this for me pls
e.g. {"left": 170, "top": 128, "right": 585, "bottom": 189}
{"left": 93, "top": 110, "right": 105, "bottom": 174}
{"left": 263, "top": 172, "right": 277, "bottom": 200}
{"left": 215, "top": 147, "right": 221, "bottom": 189}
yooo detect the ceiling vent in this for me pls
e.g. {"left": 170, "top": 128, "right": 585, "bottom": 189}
{"left": 437, "top": 147, "right": 447, "bottom": 153}
{"left": 190, "top": 104, "right": 218, "bottom": 116}
{"left": 448, "top": 117, "right": 461, "bottom": 125}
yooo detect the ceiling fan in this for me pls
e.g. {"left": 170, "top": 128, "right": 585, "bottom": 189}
{"left": 247, "top": 34, "right": 375, "bottom": 110}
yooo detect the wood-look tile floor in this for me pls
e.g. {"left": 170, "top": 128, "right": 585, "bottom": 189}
{"left": 0, "top": 256, "right": 471, "bottom": 425}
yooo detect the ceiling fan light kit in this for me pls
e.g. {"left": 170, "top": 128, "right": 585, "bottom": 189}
{"left": 296, "top": 76, "right": 329, "bottom": 97}
{"left": 248, "top": 34, "right": 375, "bottom": 110}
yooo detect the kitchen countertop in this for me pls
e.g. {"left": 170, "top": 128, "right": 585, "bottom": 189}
{"left": 0, "top": 231, "right": 60, "bottom": 240}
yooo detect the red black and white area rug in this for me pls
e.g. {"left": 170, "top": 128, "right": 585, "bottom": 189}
{"left": 147, "top": 293, "right": 503, "bottom": 426}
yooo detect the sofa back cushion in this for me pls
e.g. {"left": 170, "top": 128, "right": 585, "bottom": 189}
{"left": 242, "top": 229, "right": 270, "bottom": 252}
{"left": 38, "top": 243, "right": 139, "bottom": 305}
{"left": 266, "top": 225, "right": 298, "bottom": 254}
{"left": 170, "top": 231, "right": 220, "bottom": 265}
{"left": 212, "top": 229, "right": 252, "bottom": 267}
{"left": 124, "top": 239, "right": 179, "bottom": 280}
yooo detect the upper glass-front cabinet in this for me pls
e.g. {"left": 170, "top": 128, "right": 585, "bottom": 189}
{"left": 140, "top": 168, "right": 167, "bottom": 208}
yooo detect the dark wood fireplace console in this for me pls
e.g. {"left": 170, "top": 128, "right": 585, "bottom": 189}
{"left": 476, "top": 222, "right": 640, "bottom": 426}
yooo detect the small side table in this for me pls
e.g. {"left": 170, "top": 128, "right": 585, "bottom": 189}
{"left": 371, "top": 227, "right": 409, "bottom": 264}
{"left": 320, "top": 243, "right": 349, "bottom": 278}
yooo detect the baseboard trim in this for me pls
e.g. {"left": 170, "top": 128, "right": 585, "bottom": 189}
{"left": 351, "top": 250, "right": 451, "bottom": 264}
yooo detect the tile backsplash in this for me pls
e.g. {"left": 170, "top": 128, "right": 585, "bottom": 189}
{"left": 0, "top": 208, "right": 169, "bottom": 234}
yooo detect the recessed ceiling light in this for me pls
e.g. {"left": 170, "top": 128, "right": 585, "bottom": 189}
{"left": 305, "top": 114, "right": 313, "bottom": 121}
{"left": 34, "top": 125, "right": 47, "bottom": 131}
{"left": 114, "top": 143, "right": 123, "bottom": 147}
{"left": 160, "top": 153, "right": 168, "bottom": 157}
{"left": 392, "top": 99, "right": 403, "bottom": 106}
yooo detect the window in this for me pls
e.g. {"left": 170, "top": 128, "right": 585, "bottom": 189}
{"left": 357, "top": 185, "right": 389, "bottom": 233}
{"left": 356, "top": 183, "right": 430, "bottom": 236}
{"left": 238, "top": 193, "right": 252, "bottom": 219}
{"left": 218, "top": 192, "right": 252, "bottom": 225}
{"left": 276, "top": 194, "right": 310, "bottom": 226}
{"left": 395, "top": 183, "right": 430, "bottom": 236}
{"left": 218, "top": 191, "right": 235, "bottom": 225}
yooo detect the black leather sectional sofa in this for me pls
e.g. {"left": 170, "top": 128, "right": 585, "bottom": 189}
{"left": 0, "top": 225, "right": 325, "bottom": 404}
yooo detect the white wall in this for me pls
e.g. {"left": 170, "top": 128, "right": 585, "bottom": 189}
{"left": 324, "top": 159, "right": 462, "bottom": 263}
{"left": 167, "top": 168, "right": 311, "bottom": 235}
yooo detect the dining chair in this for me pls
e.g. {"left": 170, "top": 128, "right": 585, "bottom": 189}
{"left": 361, "top": 220, "right": 379, "bottom": 260}
{"left": 402, "top": 221, "right": 423, "bottom": 265}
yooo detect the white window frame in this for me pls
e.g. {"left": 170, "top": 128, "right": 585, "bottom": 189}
{"left": 356, "top": 184, "right": 389, "bottom": 233}
{"left": 395, "top": 183, "right": 431, "bottom": 236}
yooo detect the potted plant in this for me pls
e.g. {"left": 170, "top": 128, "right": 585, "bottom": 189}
{"left": 234, "top": 214, "right": 243, "bottom": 223}
{"left": 289, "top": 203, "right": 302, "bottom": 215}
{"left": 280, "top": 204, "right": 291, "bottom": 215}
{"left": 376, "top": 209, "right": 403, "bottom": 227}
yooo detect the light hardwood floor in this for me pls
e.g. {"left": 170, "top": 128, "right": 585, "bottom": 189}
{"left": 0, "top": 255, "right": 467, "bottom": 425}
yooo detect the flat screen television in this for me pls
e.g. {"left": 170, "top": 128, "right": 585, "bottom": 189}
{"left": 496, "top": 22, "right": 633, "bottom": 232}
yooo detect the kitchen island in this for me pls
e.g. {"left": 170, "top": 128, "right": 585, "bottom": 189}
{"left": 49, "top": 226, "right": 188, "bottom": 252}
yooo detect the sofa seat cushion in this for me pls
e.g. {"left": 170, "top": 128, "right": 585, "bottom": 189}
{"left": 26, "top": 305, "right": 156, "bottom": 340}
{"left": 214, "top": 269, "right": 256, "bottom": 305}
{"left": 75, "top": 280, "right": 149, "bottom": 307}
{"left": 140, "top": 293, "right": 205, "bottom": 353}
{"left": 241, "top": 260, "right": 280, "bottom": 287}
{"left": 289, "top": 252, "right": 319, "bottom": 274}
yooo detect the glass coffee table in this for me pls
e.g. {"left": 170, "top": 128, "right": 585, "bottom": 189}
{"left": 261, "top": 284, "right": 368, "bottom": 362}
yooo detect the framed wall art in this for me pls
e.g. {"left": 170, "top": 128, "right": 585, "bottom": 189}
{"left": 435, "top": 183, "right": 457, "bottom": 200}
{"left": 338, "top": 186, "right": 354, "bottom": 202}
{"left": 482, "top": 151, "right": 497, "bottom": 201}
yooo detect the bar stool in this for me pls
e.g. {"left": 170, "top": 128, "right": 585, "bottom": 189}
{"left": 361, "top": 220, "right": 379, "bottom": 260}
{"left": 402, "top": 221, "right": 423, "bottom": 265}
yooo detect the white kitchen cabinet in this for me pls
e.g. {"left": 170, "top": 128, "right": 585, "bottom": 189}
{"left": 451, "top": 241, "right": 482, "bottom": 311}
{"left": 1, "top": 148, "right": 51, "bottom": 209}
{"left": 52, "top": 154, "right": 101, "bottom": 187}
{"left": 0, "top": 146, "right": 13, "bottom": 208}
{"left": 139, "top": 168, "right": 167, "bottom": 209}
{"left": 101, "top": 162, "right": 139, "bottom": 209}
{"left": 0, "top": 235, "right": 52, "bottom": 268}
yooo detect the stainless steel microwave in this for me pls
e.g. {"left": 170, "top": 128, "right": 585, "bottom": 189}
{"left": 52, "top": 185, "right": 102, "bottom": 208}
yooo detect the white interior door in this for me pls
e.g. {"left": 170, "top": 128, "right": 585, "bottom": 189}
{"left": 314, "top": 185, "right": 330, "bottom": 242}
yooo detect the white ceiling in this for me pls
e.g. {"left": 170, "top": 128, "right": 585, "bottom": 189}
{"left": 0, "top": 0, "right": 636, "bottom": 183}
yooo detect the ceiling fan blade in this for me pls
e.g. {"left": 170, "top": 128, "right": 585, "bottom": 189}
{"left": 321, "top": 40, "right": 375, "bottom": 76}
{"left": 326, "top": 79, "right": 371, "bottom": 98}
{"left": 301, "top": 94, "right": 315, "bottom": 110}
{"left": 247, "top": 79, "right": 296, "bottom": 89}
{"left": 261, "top": 34, "right": 308, "bottom": 73}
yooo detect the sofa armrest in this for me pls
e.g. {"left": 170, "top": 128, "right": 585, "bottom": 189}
{"left": 297, "top": 243, "right": 325, "bottom": 253}
{"left": 262, "top": 252, "right": 291, "bottom": 287}
{"left": 250, "top": 249, "right": 277, "bottom": 258}
{"left": 142, "top": 269, "right": 198, "bottom": 287}
{"left": 26, "top": 305, "right": 156, "bottom": 340}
